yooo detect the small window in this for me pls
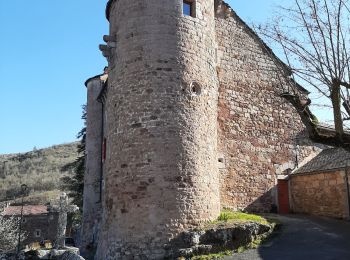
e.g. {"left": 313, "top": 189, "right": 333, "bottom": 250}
{"left": 218, "top": 153, "right": 226, "bottom": 169}
{"left": 190, "top": 82, "right": 202, "bottom": 96}
{"left": 102, "top": 138, "right": 107, "bottom": 162}
{"left": 183, "top": 1, "right": 195, "bottom": 17}
{"left": 34, "top": 229, "right": 41, "bottom": 238}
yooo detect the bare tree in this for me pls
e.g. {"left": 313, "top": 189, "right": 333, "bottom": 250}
{"left": 258, "top": 0, "right": 350, "bottom": 146}
{"left": 0, "top": 215, "right": 26, "bottom": 253}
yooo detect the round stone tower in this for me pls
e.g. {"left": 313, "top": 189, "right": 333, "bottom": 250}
{"left": 97, "top": 0, "right": 220, "bottom": 258}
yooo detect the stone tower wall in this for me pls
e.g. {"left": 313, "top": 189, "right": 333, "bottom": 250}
{"left": 215, "top": 2, "right": 315, "bottom": 212}
{"left": 97, "top": 0, "right": 220, "bottom": 258}
{"left": 81, "top": 77, "right": 103, "bottom": 254}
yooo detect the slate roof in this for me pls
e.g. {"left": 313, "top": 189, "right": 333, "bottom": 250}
{"left": 1, "top": 205, "right": 48, "bottom": 216}
{"left": 293, "top": 148, "right": 350, "bottom": 175}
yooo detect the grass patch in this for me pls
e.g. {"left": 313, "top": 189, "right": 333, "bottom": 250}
{"left": 188, "top": 250, "right": 232, "bottom": 260}
{"left": 187, "top": 236, "right": 266, "bottom": 260}
{"left": 213, "top": 210, "right": 269, "bottom": 225}
{"left": 231, "top": 238, "right": 263, "bottom": 255}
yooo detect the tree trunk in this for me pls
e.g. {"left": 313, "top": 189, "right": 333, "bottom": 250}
{"left": 331, "top": 81, "right": 344, "bottom": 143}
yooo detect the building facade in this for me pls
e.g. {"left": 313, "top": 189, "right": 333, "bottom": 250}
{"left": 291, "top": 148, "right": 350, "bottom": 219}
{"left": 1, "top": 205, "right": 59, "bottom": 247}
{"left": 82, "top": 0, "right": 318, "bottom": 258}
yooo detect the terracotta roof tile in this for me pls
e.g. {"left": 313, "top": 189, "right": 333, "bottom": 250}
{"left": 1, "top": 205, "right": 48, "bottom": 216}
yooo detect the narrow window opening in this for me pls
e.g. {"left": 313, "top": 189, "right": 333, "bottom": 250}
{"left": 102, "top": 138, "right": 107, "bottom": 162}
{"left": 190, "top": 82, "right": 202, "bottom": 96}
{"left": 218, "top": 154, "right": 226, "bottom": 169}
{"left": 34, "top": 229, "right": 41, "bottom": 238}
{"left": 183, "top": 1, "right": 195, "bottom": 17}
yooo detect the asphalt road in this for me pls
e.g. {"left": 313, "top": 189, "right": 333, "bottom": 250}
{"left": 225, "top": 214, "right": 350, "bottom": 260}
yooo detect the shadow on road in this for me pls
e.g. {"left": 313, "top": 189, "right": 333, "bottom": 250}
{"left": 224, "top": 214, "right": 350, "bottom": 260}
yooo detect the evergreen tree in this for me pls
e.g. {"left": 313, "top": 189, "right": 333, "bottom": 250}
{"left": 61, "top": 105, "right": 86, "bottom": 210}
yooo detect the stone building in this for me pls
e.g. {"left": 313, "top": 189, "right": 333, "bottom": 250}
{"left": 290, "top": 148, "right": 350, "bottom": 219}
{"left": 1, "top": 205, "right": 59, "bottom": 247}
{"left": 82, "top": 0, "right": 318, "bottom": 258}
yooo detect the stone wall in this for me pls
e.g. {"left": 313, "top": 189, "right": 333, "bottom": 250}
{"left": 214, "top": 1, "right": 315, "bottom": 212}
{"left": 21, "top": 212, "right": 59, "bottom": 246}
{"left": 97, "top": 0, "right": 220, "bottom": 258}
{"left": 81, "top": 76, "right": 103, "bottom": 255}
{"left": 290, "top": 170, "right": 350, "bottom": 219}
{"left": 83, "top": 0, "right": 321, "bottom": 258}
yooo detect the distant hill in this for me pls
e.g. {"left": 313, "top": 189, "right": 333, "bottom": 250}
{"left": 0, "top": 142, "right": 79, "bottom": 205}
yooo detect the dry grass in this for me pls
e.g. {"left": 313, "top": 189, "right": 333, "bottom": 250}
{"left": 0, "top": 142, "right": 78, "bottom": 204}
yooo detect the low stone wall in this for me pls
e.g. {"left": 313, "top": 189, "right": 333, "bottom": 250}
{"left": 0, "top": 248, "right": 84, "bottom": 260}
{"left": 290, "top": 170, "right": 350, "bottom": 219}
{"left": 167, "top": 221, "right": 273, "bottom": 258}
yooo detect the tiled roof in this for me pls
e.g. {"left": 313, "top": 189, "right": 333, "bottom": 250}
{"left": 1, "top": 205, "right": 48, "bottom": 216}
{"left": 293, "top": 148, "right": 350, "bottom": 174}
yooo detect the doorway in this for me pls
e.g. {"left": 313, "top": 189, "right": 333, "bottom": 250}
{"left": 278, "top": 179, "right": 290, "bottom": 214}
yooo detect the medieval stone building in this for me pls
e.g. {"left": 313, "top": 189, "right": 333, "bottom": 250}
{"left": 82, "top": 0, "right": 318, "bottom": 258}
{"left": 1, "top": 205, "right": 59, "bottom": 247}
{"left": 291, "top": 148, "right": 350, "bottom": 219}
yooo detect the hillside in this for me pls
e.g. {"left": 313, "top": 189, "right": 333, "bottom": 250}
{"left": 0, "top": 142, "right": 79, "bottom": 205}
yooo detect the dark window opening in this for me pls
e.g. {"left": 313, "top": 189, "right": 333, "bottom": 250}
{"left": 190, "top": 82, "right": 202, "bottom": 96}
{"left": 183, "top": 1, "right": 194, "bottom": 17}
{"left": 34, "top": 229, "right": 41, "bottom": 238}
{"left": 102, "top": 138, "right": 107, "bottom": 162}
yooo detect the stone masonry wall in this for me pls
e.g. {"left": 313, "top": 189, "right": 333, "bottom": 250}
{"left": 290, "top": 171, "right": 350, "bottom": 219}
{"left": 97, "top": 0, "right": 220, "bottom": 258}
{"left": 81, "top": 77, "right": 103, "bottom": 255}
{"left": 21, "top": 213, "right": 59, "bottom": 247}
{"left": 84, "top": 0, "right": 321, "bottom": 258}
{"left": 215, "top": 1, "right": 315, "bottom": 212}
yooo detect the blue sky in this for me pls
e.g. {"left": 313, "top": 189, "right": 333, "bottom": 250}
{"left": 0, "top": 0, "right": 297, "bottom": 154}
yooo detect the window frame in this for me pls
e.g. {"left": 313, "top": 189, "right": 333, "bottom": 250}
{"left": 183, "top": 0, "right": 196, "bottom": 17}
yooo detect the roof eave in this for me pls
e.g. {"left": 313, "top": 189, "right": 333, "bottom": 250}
{"left": 106, "top": 0, "right": 115, "bottom": 21}
{"left": 84, "top": 74, "right": 104, "bottom": 87}
{"left": 218, "top": 0, "right": 311, "bottom": 95}
{"left": 292, "top": 167, "right": 346, "bottom": 176}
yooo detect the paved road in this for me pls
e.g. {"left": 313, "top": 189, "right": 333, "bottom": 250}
{"left": 224, "top": 214, "right": 350, "bottom": 260}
